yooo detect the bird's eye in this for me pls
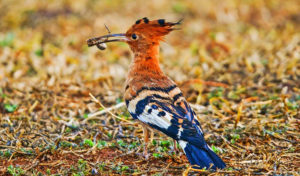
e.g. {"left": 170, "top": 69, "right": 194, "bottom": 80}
{"left": 131, "top": 33, "right": 138, "bottom": 40}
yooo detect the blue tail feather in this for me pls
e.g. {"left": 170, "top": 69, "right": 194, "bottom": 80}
{"left": 181, "top": 141, "right": 226, "bottom": 170}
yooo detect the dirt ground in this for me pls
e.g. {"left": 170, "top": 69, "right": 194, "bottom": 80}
{"left": 0, "top": 0, "right": 299, "bottom": 175}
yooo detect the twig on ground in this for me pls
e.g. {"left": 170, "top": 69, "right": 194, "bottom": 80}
{"left": 82, "top": 93, "right": 132, "bottom": 124}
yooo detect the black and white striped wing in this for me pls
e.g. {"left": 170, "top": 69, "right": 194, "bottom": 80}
{"left": 128, "top": 95, "right": 208, "bottom": 148}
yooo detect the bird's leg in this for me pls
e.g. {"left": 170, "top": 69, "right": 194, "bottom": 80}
{"left": 173, "top": 139, "right": 178, "bottom": 153}
{"left": 150, "top": 129, "right": 154, "bottom": 144}
{"left": 142, "top": 125, "right": 150, "bottom": 159}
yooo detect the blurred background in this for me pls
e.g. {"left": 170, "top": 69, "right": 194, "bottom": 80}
{"left": 0, "top": 0, "right": 299, "bottom": 175}
{"left": 1, "top": 0, "right": 299, "bottom": 93}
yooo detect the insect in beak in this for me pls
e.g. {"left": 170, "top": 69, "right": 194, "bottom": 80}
{"left": 87, "top": 33, "right": 127, "bottom": 50}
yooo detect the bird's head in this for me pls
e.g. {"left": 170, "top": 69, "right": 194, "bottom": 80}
{"left": 87, "top": 17, "right": 182, "bottom": 53}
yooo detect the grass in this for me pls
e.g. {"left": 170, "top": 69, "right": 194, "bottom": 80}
{"left": 0, "top": 0, "right": 299, "bottom": 175}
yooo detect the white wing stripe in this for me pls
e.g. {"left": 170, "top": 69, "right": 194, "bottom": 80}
{"left": 137, "top": 105, "right": 172, "bottom": 130}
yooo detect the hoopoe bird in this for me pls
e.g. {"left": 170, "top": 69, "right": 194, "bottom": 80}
{"left": 87, "top": 17, "right": 226, "bottom": 170}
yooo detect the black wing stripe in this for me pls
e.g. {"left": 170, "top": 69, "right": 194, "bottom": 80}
{"left": 155, "top": 101, "right": 182, "bottom": 119}
{"left": 153, "top": 94, "right": 172, "bottom": 101}
{"left": 135, "top": 96, "right": 155, "bottom": 116}
{"left": 173, "top": 92, "right": 183, "bottom": 102}
{"left": 127, "top": 85, "right": 177, "bottom": 101}
{"left": 134, "top": 95, "right": 173, "bottom": 116}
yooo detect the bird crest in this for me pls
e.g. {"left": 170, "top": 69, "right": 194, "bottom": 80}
{"left": 126, "top": 17, "right": 183, "bottom": 41}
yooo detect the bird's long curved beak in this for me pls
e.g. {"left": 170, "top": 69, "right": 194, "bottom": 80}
{"left": 87, "top": 33, "right": 127, "bottom": 47}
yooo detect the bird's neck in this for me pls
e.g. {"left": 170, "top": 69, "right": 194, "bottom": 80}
{"left": 128, "top": 44, "right": 164, "bottom": 77}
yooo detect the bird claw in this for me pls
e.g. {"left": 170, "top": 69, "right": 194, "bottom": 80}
{"left": 143, "top": 151, "right": 150, "bottom": 160}
{"left": 137, "top": 150, "right": 150, "bottom": 160}
{"left": 143, "top": 145, "right": 150, "bottom": 160}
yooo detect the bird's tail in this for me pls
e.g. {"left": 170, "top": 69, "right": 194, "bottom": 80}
{"left": 179, "top": 140, "right": 226, "bottom": 170}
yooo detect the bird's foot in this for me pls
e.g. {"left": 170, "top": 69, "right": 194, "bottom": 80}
{"left": 143, "top": 151, "right": 150, "bottom": 160}
{"left": 172, "top": 139, "right": 179, "bottom": 154}
{"left": 143, "top": 145, "right": 150, "bottom": 160}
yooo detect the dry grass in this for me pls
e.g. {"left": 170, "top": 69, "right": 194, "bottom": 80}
{"left": 0, "top": 0, "right": 299, "bottom": 175}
